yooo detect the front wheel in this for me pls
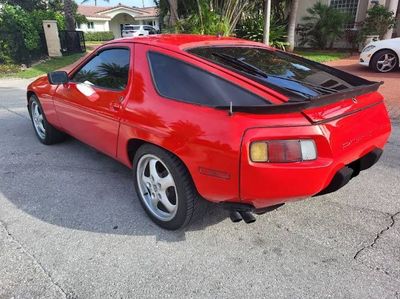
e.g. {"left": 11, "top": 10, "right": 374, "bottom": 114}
{"left": 133, "top": 144, "right": 205, "bottom": 230}
{"left": 28, "top": 95, "right": 66, "bottom": 145}
{"left": 370, "top": 50, "right": 398, "bottom": 73}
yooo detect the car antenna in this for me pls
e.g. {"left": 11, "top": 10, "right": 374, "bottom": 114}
{"left": 229, "top": 101, "right": 233, "bottom": 116}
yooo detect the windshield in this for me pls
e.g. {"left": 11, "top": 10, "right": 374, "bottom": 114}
{"left": 187, "top": 46, "right": 357, "bottom": 98}
{"left": 123, "top": 25, "right": 140, "bottom": 31}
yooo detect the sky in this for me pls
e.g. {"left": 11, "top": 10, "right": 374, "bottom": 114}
{"left": 76, "top": 0, "right": 156, "bottom": 8}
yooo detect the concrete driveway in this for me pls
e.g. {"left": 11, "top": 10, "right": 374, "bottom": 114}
{"left": 0, "top": 65, "right": 399, "bottom": 298}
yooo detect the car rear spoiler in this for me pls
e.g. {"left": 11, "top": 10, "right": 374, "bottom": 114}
{"left": 215, "top": 81, "right": 383, "bottom": 114}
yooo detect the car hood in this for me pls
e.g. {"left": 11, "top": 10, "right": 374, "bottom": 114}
{"left": 368, "top": 37, "right": 400, "bottom": 48}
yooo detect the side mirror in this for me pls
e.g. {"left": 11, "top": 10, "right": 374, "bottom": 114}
{"left": 47, "top": 71, "right": 69, "bottom": 85}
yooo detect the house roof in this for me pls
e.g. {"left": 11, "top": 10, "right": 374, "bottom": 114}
{"left": 77, "top": 4, "right": 159, "bottom": 19}
{"left": 77, "top": 5, "right": 112, "bottom": 18}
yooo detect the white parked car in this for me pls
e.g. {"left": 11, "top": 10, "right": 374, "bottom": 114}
{"left": 360, "top": 37, "right": 400, "bottom": 73}
{"left": 121, "top": 25, "right": 158, "bottom": 38}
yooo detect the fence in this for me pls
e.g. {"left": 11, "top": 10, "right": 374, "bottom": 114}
{"left": 0, "top": 30, "right": 48, "bottom": 66}
{"left": 59, "top": 30, "right": 86, "bottom": 55}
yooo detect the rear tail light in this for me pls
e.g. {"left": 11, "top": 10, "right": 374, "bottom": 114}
{"left": 250, "top": 140, "right": 317, "bottom": 163}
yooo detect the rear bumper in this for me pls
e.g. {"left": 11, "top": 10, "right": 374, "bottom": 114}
{"left": 315, "top": 148, "right": 382, "bottom": 196}
{"left": 239, "top": 102, "right": 391, "bottom": 209}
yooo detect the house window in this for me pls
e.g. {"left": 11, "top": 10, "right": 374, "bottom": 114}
{"left": 87, "top": 22, "right": 94, "bottom": 29}
{"left": 330, "top": 0, "right": 359, "bottom": 24}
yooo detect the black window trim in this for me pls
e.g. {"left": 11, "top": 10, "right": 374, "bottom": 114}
{"left": 146, "top": 50, "right": 272, "bottom": 109}
{"left": 69, "top": 46, "right": 131, "bottom": 92}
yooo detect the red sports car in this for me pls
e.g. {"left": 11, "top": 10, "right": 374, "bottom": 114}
{"left": 27, "top": 35, "right": 391, "bottom": 230}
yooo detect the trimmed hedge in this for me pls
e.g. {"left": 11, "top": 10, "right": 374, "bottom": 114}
{"left": 84, "top": 31, "right": 114, "bottom": 41}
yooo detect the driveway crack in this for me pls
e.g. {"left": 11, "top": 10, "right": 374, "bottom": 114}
{"left": 0, "top": 219, "right": 72, "bottom": 298}
{"left": 0, "top": 104, "right": 30, "bottom": 120}
{"left": 354, "top": 211, "right": 400, "bottom": 260}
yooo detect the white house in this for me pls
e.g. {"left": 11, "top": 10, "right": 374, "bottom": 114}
{"left": 77, "top": 4, "right": 159, "bottom": 38}
{"left": 295, "top": 0, "right": 400, "bottom": 42}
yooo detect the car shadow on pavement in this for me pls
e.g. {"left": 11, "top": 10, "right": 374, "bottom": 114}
{"left": 0, "top": 114, "right": 229, "bottom": 242}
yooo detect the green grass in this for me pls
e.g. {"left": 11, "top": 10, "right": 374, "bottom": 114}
{"left": 85, "top": 41, "right": 105, "bottom": 46}
{"left": 85, "top": 41, "right": 105, "bottom": 52}
{"left": 1, "top": 53, "right": 86, "bottom": 79}
{"left": 295, "top": 50, "right": 350, "bottom": 63}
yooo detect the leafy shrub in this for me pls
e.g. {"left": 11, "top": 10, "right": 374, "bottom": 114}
{"left": 84, "top": 31, "right": 114, "bottom": 41}
{"left": 0, "top": 63, "right": 20, "bottom": 75}
{"left": 360, "top": 5, "right": 396, "bottom": 39}
{"left": 0, "top": 4, "right": 41, "bottom": 64}
{"left": 173, "top": 6, "right": 230, "bottom": 36}
{"left": 0, "top": 5, "right": 40, "bottom": 51}
{"left": 235, "top": 17, "right": 289, "bottom": 50}
{"left": 299, "top": 2, "right": 349, "bottom": 49}
{"left": 31, "top": 9, "right": 65, "bottom": 31}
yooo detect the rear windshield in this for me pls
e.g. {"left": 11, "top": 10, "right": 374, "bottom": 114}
{"left": 187, "top": 46, "right": 364, "bottom": 99}
{"left": 124, "top": 26, "right": 140, "bottom": 30}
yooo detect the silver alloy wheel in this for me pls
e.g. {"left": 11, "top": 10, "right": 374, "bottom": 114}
{"left": 31, "top": 100, "right": 46, "bottom": 139}
{"left": 136, "top": 154, "right": 178, "bottom": 221}
{"left": 376, "top": 53, "right": 397, "bottom": 72}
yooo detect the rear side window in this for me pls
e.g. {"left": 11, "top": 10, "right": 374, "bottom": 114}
{"left": 72, "top": 48, "right": 130, "bottom": 90}
{"left": 148, "top": 52, "right": 270, "bottom": 107}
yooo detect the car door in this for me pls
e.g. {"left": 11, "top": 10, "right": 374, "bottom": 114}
{"left": 53, "top": 44, "right": 133, "bottom": 158}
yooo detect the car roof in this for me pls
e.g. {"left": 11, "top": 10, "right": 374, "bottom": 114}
{"left": 105, "top": 34, "right": 269, "bottom": 52}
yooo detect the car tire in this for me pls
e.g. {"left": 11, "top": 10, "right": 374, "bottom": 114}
{"left": 133, "top": 144, "right": 205, "bottom": 230}
{"left": 28, "top": 94, "right": 66, "bottom": 145}
{"left": 370, "top": 50, "right": 398, "bottom": 73}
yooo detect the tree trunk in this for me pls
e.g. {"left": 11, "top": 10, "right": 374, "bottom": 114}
{"left": 263, "top": 0, "right": 271, "bottom": 45}
{"left": 196, "top": 0, "right": 204, "bottom": 34}
{"left": 287, "top": 0, "right": 299, "bottom": 52}
{"left": 383, "top": 0, "right": 399, "bottom": 39}
{"left": 64, "top": 0, "right": 76, "bottom": 31}
{"left": 167, "top": 0, "right": 179, "bottom": 27}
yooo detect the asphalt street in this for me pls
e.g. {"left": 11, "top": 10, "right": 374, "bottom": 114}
{"left": 0, "top": 78, "right": 399, "bottom": 298}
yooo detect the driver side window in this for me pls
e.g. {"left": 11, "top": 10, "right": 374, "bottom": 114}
{"left": 72, "top": 48, "right": 130, "bottom": 91}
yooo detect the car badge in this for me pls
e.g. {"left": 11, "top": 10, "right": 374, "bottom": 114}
{"left": 352, "top": 97, "right": 358, "bottom": 104}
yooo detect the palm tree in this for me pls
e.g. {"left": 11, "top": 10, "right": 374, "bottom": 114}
{"left": 97, "top": 62, "right": 129, "bottom": 89}
{"left": 300, "top": 2, "right": 348, "bottom": 49}
{"left": 167, "top": 0, "right": 179, "bottom": 26}
{"left": 211, "top": 0, "right": 256, "bottom": 34}
{"left": 263, "top": 0, "right": 271, "bottom": 45}
{"left": 81, "top": 0, "right": 109, "bottom": 7}
{"left": 64, "top": 0, "right": 76, "bottom": 31}
{"left": 287, "top": 0, "right": 299, "bottom": 51}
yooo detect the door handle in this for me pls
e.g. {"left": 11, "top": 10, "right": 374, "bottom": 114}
{"left": 110, "top": 96, "right": 124, "bottom": 111}
{"left": 111, "top": 101, "right": 121, "bottom": 111}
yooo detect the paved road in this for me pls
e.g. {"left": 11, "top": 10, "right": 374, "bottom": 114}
{"left": 0, "top": 78, "right": 399, "bottom": 298}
